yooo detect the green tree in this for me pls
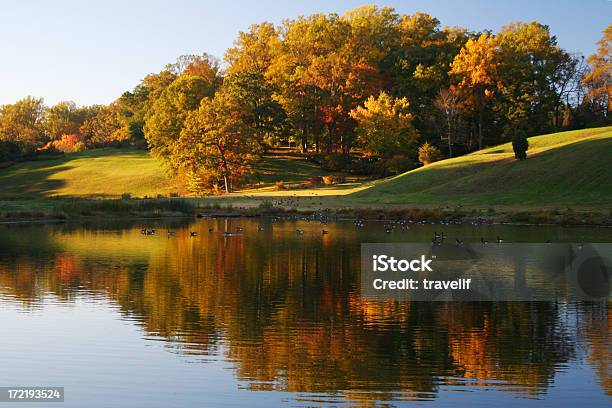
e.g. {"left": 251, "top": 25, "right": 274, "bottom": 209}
{"left": 222, "top": 72, "right": 287, "bottom": 150}
{"left": 496, "top": 22, "right": 569, "bottom": 135}
{"left": 512, "top": 129, "right": 528, "bottom": 160}
{"left": 393, "top": 13, "right": 470, "bottom": 142}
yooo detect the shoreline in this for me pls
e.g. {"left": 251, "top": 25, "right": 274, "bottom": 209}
{"left": 1, "top": 197, "right": 610, "bottom": 227}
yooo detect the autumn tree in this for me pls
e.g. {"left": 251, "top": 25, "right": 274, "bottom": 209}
{"left": 44, "top": 101, "right": 83, "bottom": 139}
{"left": 176, "top": 92, "right": 262, "bottom": 193}
{"left": 583, "top": 23, "right": 611, "bottom": 118}
{"left": 144, "top": 75, "right": 215, "bottom": 168}
{"left": 350, "top": 92, "right": 417, "bottom": 157}
{"left": 418, "top": 142, "right": 441, "bottom": 165}
{"left": 267, "top": 13, "right": 347, "bottom": 153}
{"left": 166, "top": 54, "right": 221, "bottom": 89}
{"left": 450, "top": 33, "right": 499, "bottom": 150}
{"left": 79, "top": 105, "right": 123, "bottom": 147}
{"left": 0, "top": 96, "right": 46, "bottom": 154}
{"left": 225, "top": 23, "right": 280, "bottom": 76}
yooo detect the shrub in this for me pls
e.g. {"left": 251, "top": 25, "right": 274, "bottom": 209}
{"left": 512, "top": 130, "right": 528, "bottom": 160}
{"left": 322, "top": 175, "right": 346, "bottom": 185}
{"left": 375, "top": 154, "right": 416, "bottom": 176}
{"left": 320, "top": 153, "right": 350, "bottom": 171}
{"left": 0, "top": 140, "right": 21, "bottom": 163}
{"left": 347, "top": 157, "right": 376, "bottom": 175}
{"left": 74, "top": 141, "right": 86, "bottom": 152}
{"left": 309, "top": 176, "right": 323, "bottom": 186}
{"left": 53, "top": 134, "right": 82, "bottom": 153}
{"left": 418, "top": 142, "right": 442, "bottom": 165}
{"left": 34, "top": 145, "right": 63, "bottom": 159}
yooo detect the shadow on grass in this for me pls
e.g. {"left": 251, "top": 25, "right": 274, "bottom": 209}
{"left": 0, "top": 148, "right": 152, "bottom": 200}
{"left": 0, "top": 165, "right": 72, "bottom": 199}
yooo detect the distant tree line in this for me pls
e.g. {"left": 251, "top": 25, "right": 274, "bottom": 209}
{"left": 1, "top": 6, "right": 610, "bottom": 192}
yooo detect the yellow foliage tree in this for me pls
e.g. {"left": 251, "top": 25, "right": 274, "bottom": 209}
{"left": 450, "top": 33, "right": 500, "bottom": 149}
{"left": 350, "top": 91, "right": 417, "bottom": 157}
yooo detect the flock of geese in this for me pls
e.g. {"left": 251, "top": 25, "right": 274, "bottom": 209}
{"left": 138, "top": 213, "right": 565, "bottom": 245}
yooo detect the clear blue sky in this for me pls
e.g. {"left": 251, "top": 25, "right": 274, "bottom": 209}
{"left": 1, "top": 0, "right": 610, "bottom": 106}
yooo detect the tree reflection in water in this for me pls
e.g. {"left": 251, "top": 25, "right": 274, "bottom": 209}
{"left": 0, "top": 220, "right": 609, "bottom": 403}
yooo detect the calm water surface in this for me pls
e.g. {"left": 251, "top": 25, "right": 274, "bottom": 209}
{"left": 0, "top": 219, "right": 610, "bottom": 407}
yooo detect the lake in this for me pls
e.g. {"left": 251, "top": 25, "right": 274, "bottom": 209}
{"left": 0, "top": 218, "right": 610, "bottom": 407}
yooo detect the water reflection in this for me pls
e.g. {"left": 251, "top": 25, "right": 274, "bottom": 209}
{"left": 0, "top": 219, "right": 609, "bottom": 405}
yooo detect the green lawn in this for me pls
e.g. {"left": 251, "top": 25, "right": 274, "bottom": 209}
{"left": 0, "top": 149, "right": 182, "bottom": 199}
{"left": 1, "top": 127, "right": 611, "bottom": 214}
{"left": 250, "top": 150, "right": 329, "bottom": 185}
{"left": 348, "top": 126, "right": 612, "bottom": 210}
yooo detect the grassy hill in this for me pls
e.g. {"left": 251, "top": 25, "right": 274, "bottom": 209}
{"left": 1, "top": 127, "right": 611, "bottom": 215}
{"left": 0, "top": 149, "right": 182, "bottom": 199}
{"left": 348, "top": 126, "right": 612, "bottom": 210}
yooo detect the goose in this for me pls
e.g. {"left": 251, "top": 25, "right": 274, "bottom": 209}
{"left": 208, "top": 228, "right": 214, "bottom": 233}
{"left": 223, "top": 231, "right": 233, "bottom": 237}
{"left": 296, "top": 229, "right": 305, "bottom": 235}
{"left": 480, "top": 238, "right": 488, "bottom": 245}
{"left": 321, "top": 229, "right": 329, "bottom": 235}
{"left": 496, "top": 236, "right": 504, "bottom": 244}
{"left": 190, "top": 231, "right": 198, "bottom": 237}
{"left": 236, "top": 226, "right": 244, "bottom": 232}
{"left": 257, "top": 225, "right": 264, "bottom": 232}
{"left": 455, "top": 239, "right": 464, "bottom": 246}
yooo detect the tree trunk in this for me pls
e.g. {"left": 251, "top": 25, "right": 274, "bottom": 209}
{"left": 447, "top": 115, "right": 453, "bottom": 158}
{"left": 478, "top": 106, "right": 483, "bottom": 150}
{"left": 301, "top": 123, "right": 308, "bottom": 153}
{"left": 223, "top": 175, "right": 230, "bottom": 194}
{"left": 221, "top": 153, "right": 231, "bottom": 193}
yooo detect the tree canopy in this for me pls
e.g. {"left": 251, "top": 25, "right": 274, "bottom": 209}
{"left": 1, "top": 6, "right": 609, "bottom": 192}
